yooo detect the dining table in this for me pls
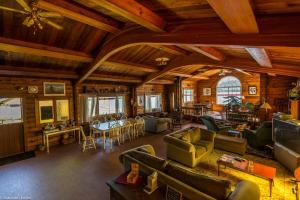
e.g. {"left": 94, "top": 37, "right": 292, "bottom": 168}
{"left": 92, "top": 119, "right": 135, "bottom": 149}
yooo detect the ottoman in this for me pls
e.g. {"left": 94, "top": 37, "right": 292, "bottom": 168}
{"left": 214, "top": 134, "right": 247, "bottom": 155}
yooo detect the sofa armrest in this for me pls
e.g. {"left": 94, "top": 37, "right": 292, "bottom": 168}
{"left": 201, "top": 129, "right": 216, "bottom": 142}
{"left": 163, "top": 135, "right": 194, "bottom": 152}
{"left": 244, "top": 128, "right": 256, "bottom": 135}
{"left": 119, "top": 144, "right": 155, "bottom": 163}
{"left": 228, "top": 181, "right": 260, "bottom": 200}
{"left": 219, "top": 125, "right": 232, "bottom": 131}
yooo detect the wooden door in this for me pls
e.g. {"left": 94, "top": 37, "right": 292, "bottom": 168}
{"left": 0, "top": 123, "right": 24, "bottom": 158}
{"left": 0, "top": 97, "right": 25, "bottom": 158}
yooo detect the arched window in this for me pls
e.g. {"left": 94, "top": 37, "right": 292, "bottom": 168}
{"left": 216, "top": 76, "right": 241, "bottom": 104}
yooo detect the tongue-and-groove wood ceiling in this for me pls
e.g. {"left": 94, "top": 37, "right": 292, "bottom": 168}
{"left": 1, "top": 0, "right": 300, "bottom": 85}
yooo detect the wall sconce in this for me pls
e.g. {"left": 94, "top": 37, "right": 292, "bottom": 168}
{"left": 16, "top": 86, "right": 26, "bottom": 91}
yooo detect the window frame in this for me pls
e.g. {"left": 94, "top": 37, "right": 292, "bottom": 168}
{"left": 183, "top": 89, "right": 194, "bottom": 103}
{"left": 98, "top": 96, "right": 125, "bottom": 115}
{"left": 216, "top": 76, "right": 242, "bottom": 105}
{"left": 145, "top": 94, "right": 162, "bottom": 113}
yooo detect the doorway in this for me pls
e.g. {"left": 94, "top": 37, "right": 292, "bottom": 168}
{"left": 0, "top": 97, "right": 24, "bottom": 158}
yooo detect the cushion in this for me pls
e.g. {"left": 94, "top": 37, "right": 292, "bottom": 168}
{"left": 165, "top": 163, "right": 231, "bottom": 200}
{"left": 195, "top": 140, "right": 213, "bottom": 151}
{"left": 195, "top": 145, "right": 206, "bottom": 158}
{"left": 126, "top": 150, "right": 167, "bottom": 171}
{"left": 181, "top": 132, "right": 191, "bottom": 142}
{"left": 172, "top": 133, "right": 183, "bottom": 139}
{"left": 189, "top": 128, "right": 201, "bottom": 143}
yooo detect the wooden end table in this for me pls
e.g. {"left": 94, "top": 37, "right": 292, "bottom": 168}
{"left": 217, "top": 154, "right": 276, "bottom": 197}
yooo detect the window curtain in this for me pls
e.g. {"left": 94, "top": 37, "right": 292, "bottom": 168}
{"left": 80, "top": 96, "right": 98, "bottom": 122}
{"left": 145, "top": 94, "right": 162, "bottom": 113}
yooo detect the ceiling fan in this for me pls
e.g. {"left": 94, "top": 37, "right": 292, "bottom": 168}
{"left": 0, "top": 0, "right": 63, "bottom": 34}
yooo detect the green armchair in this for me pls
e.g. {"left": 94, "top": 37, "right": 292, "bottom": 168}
{"left": 200, "top": 116, "right": 232, "bottom": 135}
{"left": 243, "top": 121, "right": 273, "bottom": 149}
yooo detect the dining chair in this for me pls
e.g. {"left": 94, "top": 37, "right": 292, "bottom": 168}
{"left": 91, "top": 120, "right": 101, "bottom": 139}
{"left": 121, "top": 121, "right": 132, "bottom": 143}
{"left": 80, "top": 123, "right": 96, "bottom": 152}
{"left": 107, "top": 123, "right": 121, "bottom": 149}
{"left": 134, "top": 118, "right": 145, "bottom": 138}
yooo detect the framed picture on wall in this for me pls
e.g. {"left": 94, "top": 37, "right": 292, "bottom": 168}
{"left": 248, "top": 86, "right": 257, "bottom": 95}
{"left": 39, "top": 100, "right": 54, "bottom": 124}
{"left": 203, "top": 88, "right": 211, "bottom": 96}
{"left": 56, "top": 99, "right": 70, "bottom": 121}
{"left": 44, "top": 82, "right": 65, "bottom": 96}
{"left": 137, "top": 95, "right": 144, "bottom": 107}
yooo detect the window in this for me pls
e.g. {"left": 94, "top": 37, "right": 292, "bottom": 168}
{"left": 183, "top": 89, "right": 193, "bottom": 103}
{"left": 216, "top": 76, "right": 241, "bottom": 105}
{"left": 0, "top": 98, "right": 23, "bottom": 124}
{"left": 98, "top": 96, "right": 124, "bottom": 115}
{"left": 145, "top": 95, "right": 161, "bottom": 112}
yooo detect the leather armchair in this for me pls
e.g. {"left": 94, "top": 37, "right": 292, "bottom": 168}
{"left": 200, "top": 115, "right": 232, "bottom": 135}
{"left": 243, "top": 121, "right": 273, "bottom": 149}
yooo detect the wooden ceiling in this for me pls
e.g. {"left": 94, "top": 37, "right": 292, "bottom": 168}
{"left": 0, "top": 0, "right": 300, "bottom": 85}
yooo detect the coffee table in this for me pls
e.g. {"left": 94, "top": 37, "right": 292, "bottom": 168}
{"left": 217, "top": 154, "right": 276, "bottom": 197}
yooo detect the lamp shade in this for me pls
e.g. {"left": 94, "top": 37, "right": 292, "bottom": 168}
{"left": 260, "top": 102, "right": 272, "bottom": 110}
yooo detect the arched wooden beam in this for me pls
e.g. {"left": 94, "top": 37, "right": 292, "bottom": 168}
{"left": 139, "top": 54, "right": 300, "bottom": 86}
{"left": 77, "top": 27, "right": 300, "bottom": 84}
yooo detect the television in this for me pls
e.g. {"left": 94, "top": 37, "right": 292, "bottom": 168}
{"left": 273, "top": 118, "right": 300, "bottom": 154}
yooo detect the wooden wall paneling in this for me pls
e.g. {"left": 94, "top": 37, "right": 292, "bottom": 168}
{"left": 197, "top": 72, "right": 261, "bottom": 111}
{"left": 136, "top": 84, "right": 167, "bottom": 115}
{"left": 0, "top": 77, "right": 73, "bottom": 151}
{"left": 182, "top": 80, "right": 197, "bottom": 106}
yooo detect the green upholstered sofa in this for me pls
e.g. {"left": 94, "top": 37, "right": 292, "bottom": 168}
{"left": 214, "top": 134, "right": 247, "bottom": 155}
{"left": 163, "top": 127, "right": 216, "bottom": 167}
{"left": 200, "top": 116, "right": 232, "bottom": 135}
{"left": 119, "top": 145, "right": 260, "bottom": 200}
{"left": 143, "top": 115, "right": 171, "bottom": 133}
{"left": 243, "top": 121, "right": 273, "bottom": 149}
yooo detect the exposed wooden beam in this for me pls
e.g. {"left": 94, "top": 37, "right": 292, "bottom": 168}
{"left": 0, "top": 66, "right": 78, "bottom": 79}
{"left": 149, "top": 79, "right": 174, "bottom": 84}
{"left": 180, "top": 45, "right": 225, "bottom": 61}
{"left": 245, "top": 47, "right": 272, "bottom": 67}
{"left": 206, "top": 0, "right": 258, "bottom": 34}
{"left": 89, "top": 74, "right": 142, "bottom": 83}
{"left": 141, "top": 55, "right": 216, "bottom": 85}
{"left": 167, "top": 72, "right": 192, "bottom": 78}
{"left": 77, "top": 26, "right": 300, "bottom": 84}
{"left": 37, "top": 0, "right": 120, "bottom": 33}
{"left": 149, "top": 45, "right": 188, "bottom": 55}
{"left": 206, "top": 0, "right": 272, "bottom": 67}
{"left": 91, "top": 0, "right": 166, "bottom": 32}
{"left": 141, "top": 54, "right": 300, "bottom": 85}
{"left": 102, "top": 60, "right": 191, "bottom": 77}
{"left": 0, "top": 37, "right": 93, "bottom": 63}
{"left": 102, "top": 60, "right": 159, "bottom": 73}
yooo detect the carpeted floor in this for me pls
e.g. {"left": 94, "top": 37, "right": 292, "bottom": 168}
{"left": 188, "top": 150, "right": 295, "bottom": 200}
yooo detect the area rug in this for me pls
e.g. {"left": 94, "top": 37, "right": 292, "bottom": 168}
{"left": 189, "top": 150, "right": 294, "bottom": 200}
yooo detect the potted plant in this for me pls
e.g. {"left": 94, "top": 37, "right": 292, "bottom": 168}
{"left": 289, "top": 85, "right": 300, "bottom": 100}
{"left": 223, "top": 96, "right": 242, "bottom": 112}
{"left": 289, "top": 84, "right": 300, "bottom": 119}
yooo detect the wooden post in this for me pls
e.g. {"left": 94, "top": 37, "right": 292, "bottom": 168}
{"left": 291, "top": 100, "right": 300, "bottom": 120}
{"left": 174, "top": 77, "right": 182, "bottom": 111}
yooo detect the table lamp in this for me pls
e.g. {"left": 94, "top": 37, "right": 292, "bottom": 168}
{"left": 260, "top": 99, "right": 272, "bottom": 121}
